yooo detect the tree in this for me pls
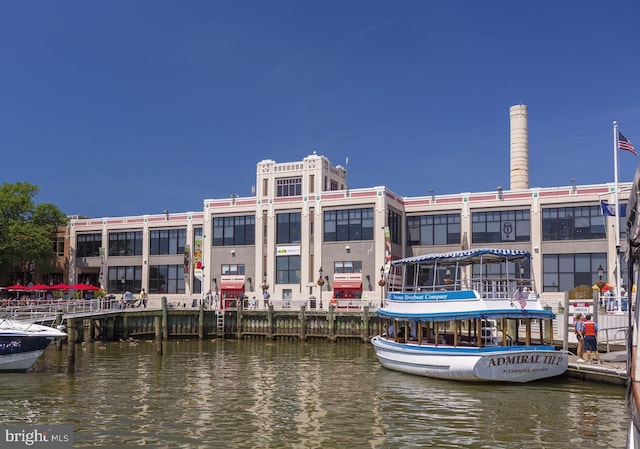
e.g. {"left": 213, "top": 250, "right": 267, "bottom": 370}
{"left": 0, "top": 182, "right": 67, "bottom": 285}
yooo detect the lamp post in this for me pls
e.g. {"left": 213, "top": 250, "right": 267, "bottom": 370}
{"left": 121, "top": 278, "right": 125, "bottom": 295}
{"left": 596, "top": 264, "right": 605, "bottom": 311}
{"left": 317, "top": 267, "right": 324, "bottom": 309}
{"left": 378, "top": 265, "right": 386, "bottom": 308}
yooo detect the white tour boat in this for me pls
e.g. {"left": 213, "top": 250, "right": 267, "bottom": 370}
{"left": 371, "top": 248, "right": 568, "bottom": 383}
{"left": 0, "top": 319, "right": 67, "bottom": 371}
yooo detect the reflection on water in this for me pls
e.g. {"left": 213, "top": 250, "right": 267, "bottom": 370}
{"left": 0, "top": 339, "right": 628, "bottom": 448}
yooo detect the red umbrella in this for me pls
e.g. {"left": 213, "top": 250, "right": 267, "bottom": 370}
{"left": 6, "top": 284, "right": 28, "bottom": 291}
{"left": 69, "top": 283, "right": 100, "bottom": 291}
{"left": 27, "top": 283, "right": 52, "bottom": 291}
{"left": 51, "top": 283, "right": 71, "bottom": 290}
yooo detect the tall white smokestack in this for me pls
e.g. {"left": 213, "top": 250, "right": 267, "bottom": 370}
{"left": 510, "top": 104, "right": 529, "bottom": 190}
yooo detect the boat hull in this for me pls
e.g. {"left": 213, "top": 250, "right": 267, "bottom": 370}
{"left": 0, "top": 336, "right": 52, "bottom": 371}
{"left": 371, "top": 336, "right": 568, "bottom": 383}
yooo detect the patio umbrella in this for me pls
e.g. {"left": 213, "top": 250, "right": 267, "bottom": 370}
{"left": 50, "top": 283, "right": 71, "bottom": 290}
{"left": 69, "top": 283, "right": 100, "bottom": 291}
{"left": 6, "top": 284, "right": 28, "bottom": 291}
{"left": 27, "top": 283, "right": 52, "bottom": 291}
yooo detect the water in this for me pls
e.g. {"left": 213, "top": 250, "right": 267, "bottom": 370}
{"left": 0, "top": 339, "right": 628, "bottom": 448}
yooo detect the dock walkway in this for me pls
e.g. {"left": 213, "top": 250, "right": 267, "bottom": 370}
{"left": 565, "top": 351, "right": 627, "bottom": 386}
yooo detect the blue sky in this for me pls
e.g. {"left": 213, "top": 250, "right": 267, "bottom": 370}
{"left": 2, "top": 1, "right": 639, "bottom": 218}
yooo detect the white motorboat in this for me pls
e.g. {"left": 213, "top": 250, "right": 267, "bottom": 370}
{"left": 0, "top": 319, "right": 67, "bottom": 371}
{"left": 372, "top": 248, "right": 568, "bottom": 383}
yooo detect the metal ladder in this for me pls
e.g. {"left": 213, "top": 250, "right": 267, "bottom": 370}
{"left": 215, "top": 310, "right": 225, "bottom": 338}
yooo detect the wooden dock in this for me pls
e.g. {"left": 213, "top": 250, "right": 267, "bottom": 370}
{"left": 565, "top": 351, "right": 628, "bottom": 386}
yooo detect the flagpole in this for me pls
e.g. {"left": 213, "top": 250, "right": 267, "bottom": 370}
{"left": 613, "top": 121, "right": 623, "bottom": 312}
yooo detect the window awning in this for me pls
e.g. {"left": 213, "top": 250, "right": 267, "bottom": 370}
{"left": 333, "top": 281, "right": 362, "bottom": 290}
{"left": 220, "top": 281, "right": 245, "bottom": 290}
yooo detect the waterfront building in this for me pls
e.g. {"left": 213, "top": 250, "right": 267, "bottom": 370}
{"left": 66, "top": 106, "right": 631, "bottom": 308}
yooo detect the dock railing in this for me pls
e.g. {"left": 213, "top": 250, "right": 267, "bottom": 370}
{"left": 598, "top": 326, "right": 628, "bottom": 352}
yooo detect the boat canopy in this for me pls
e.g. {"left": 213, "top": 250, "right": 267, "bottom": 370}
{"left": 377, "top": 308, "right": 554, "bottom": 322}
{"left": 391, "top": 248, "right": 531, "bottom": 267}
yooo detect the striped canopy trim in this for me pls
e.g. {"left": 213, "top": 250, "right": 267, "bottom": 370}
{"left": 391, "top": 248, "right": 531, "bottom": 267}
{"left": 376, "top": 308, "right": 554, "bottom": 321}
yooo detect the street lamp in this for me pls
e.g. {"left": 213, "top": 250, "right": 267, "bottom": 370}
{"left": 317, "top": 267, "right": 325, "bottom": 309}
{"left": 121, "top": 278, "right": 125, "bottom": 294}
{"left": 596, "top": 265, "right": 605, "bottom": 309}
{"left": 378, "top": 265, "right": 386, "bottom": 308}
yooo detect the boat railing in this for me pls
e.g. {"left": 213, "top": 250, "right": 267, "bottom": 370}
{"left": 389, "top": 278, "right": 536, "bottom": 300}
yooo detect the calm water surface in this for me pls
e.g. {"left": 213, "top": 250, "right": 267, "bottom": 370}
{"left": 0, "top": 339, "right": 628, "bottom": 448}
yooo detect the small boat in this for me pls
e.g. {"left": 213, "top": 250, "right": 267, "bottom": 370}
{"left": 371, "top": 248, "right": 569, "bottom": 383}
{"left": 0, "top": 319, "right": 67, "bottom": 371}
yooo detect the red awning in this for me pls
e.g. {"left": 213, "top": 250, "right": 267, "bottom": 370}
{"left": 220, "top": 281, "right": 245, "bottom": 290}
{"left": 333, "top": 281, "right": 362, "bottom": 290}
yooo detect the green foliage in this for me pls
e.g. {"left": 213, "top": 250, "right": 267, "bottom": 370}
{"left": 569, "top": 285, "right": 595, "bottom": 300}
{"left": 0, "top": 182, "right": 67, "bottom": 285}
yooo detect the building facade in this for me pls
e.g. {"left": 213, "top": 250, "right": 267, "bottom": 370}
{"left": 66, "top": 152, "right": 630, "bottom": 307}
{"left": 66, "top": 106, "right": 633, "bottom": 306}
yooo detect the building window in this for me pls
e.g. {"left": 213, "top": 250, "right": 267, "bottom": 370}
{"left": 277, "top": 212, "right": 301, "bottom": 244}
{"left": 407, "top": 213, "right": 461, "bottom": 246}
{"left": 77, "top": 233, "right": 102, "bottom": 258}
{"left": 542, "top": 206, "right": 605, "bottom": 241}
{"left": 276, "top": 177, "right": 302, "bottom": 197}
{"left": 148, "top": 264, "right": 185, "bottom": 294}
{"left": 309, "top": 174, "right": 315, "bottom": 194}
{"left": 212, "top": 216, "right": 255, "bottom": 246}
{"left": 276, "top": 255, "right": 301, "bottom": 284}
{"left": 472, "top": 210, "right": 530, "bottom": 243}
{"left": 542, "top": 253, "right": 607, "bottom": 292}
{"left": 323, "top": 208, "right": 374, "bottom": 242}
{"left": 388, "top": 210, "right": 402, "bottom": 244}
{"left": 222, "top": 264, "right": 245, "bottom": 275}
{"left": 149, "top": 228, "right": 186, "bottom": 255}
{"left": 53, "top": 236, "right": 65, "bottom": 257}
{"left": 330, "top": 180, "right": 339, "bottom": 191}
{"left": 108, "top": 231, "right": 143, "bottom": 256}
{"left": 108, "top": 266, "right": 142, "bottom": 294}
{"left": 334, "top": 261, "right": 362, "bottom": 273}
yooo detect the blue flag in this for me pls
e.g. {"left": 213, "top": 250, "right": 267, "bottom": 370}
{"left": 601, "top": 202, "right": 627, "bottom": 217}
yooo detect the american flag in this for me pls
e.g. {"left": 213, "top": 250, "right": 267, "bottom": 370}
{"left": 513, "top": 288, "right": 527, "bottom": 310}
{"left": 619, "top": 132, "right": 638, "bottom": 157}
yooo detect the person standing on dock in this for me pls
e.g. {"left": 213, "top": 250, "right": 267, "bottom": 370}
{"left": 205, "top": 290, "right": 213, "bottom": 309}
{"left": 574, "top": 313, "right": 585, "bottom": 362}
{"left": 140, "top": 289, "right": 148, "bottom": 308}
{"left": 582, "top": 314, "right": 603, "bottom": 365}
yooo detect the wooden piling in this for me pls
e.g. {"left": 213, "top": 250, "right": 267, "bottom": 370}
{"left": 198, "top": 303, "right": 205, "bottom": 340}
{"left": 328, "top": 305, "right": 336, "bottom": 342}
{"left": 154, "top": 316, "right": 163, "bottom": 355}
{"left": 66, "top": 317, "right": 76, "bottom": 373}
{"left": 161, "top": 297, "right": 169, "bottom": 340}
{"left": 299, "top": 305, "right": 306, "bottom": 340}
{"left": 361, "top": 306, "right": 370, "bottom": 342}
{"left": 122, "top": 314, "right": 129, "bottom": 340}
{"left": 83, "top": 319, "right": 94, "bottom": 343}
{"left": 267, "top": 305, "right": 274, "bottom": 339}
